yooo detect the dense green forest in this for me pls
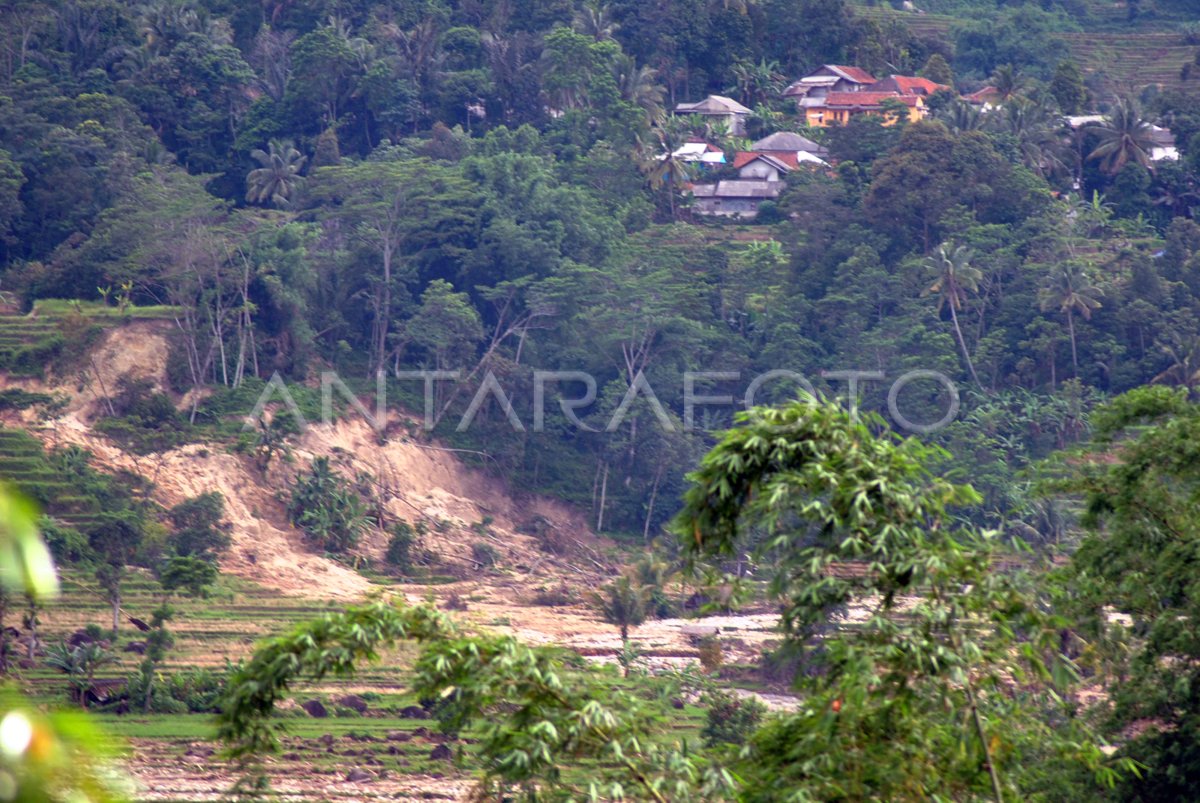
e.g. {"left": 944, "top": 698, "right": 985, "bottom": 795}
{"left": 7, "top": 0, "right": 1200, "bottom": 798}
{"left": 6, "top": 0, "right": 1200, "bottom": 537}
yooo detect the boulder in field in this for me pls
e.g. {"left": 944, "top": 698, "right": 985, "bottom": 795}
{"left": 301, "top": 699, "right": 328, "bottom": 718}
{"left": 337, "top": 694, "right": 368, "bottom": 713}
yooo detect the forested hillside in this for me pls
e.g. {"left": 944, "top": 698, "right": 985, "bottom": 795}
{"left": 5, "top": 0, "right": 1200, "bottom": 534}
{"left": 6, "top": 0, "right": 1200, "bottom": 800}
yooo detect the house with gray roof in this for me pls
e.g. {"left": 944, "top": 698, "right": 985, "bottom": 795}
{"left": 690, "top": 180, "right": 784, "bottom": 217}
{"left": 673, "top": 95, "right": 752, "bottom": 135}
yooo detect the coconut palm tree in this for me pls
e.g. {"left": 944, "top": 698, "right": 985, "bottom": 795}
{"left": 1087, "top": 97, "right": 1156, "bottom": 175}
{"left": 942, "top": 99, "right": 984, "bottom": 133}
{"left": 137, "top": 0, "right": 199, "bottom": 57}
{"left": 1152, "top": 334, "right": 1200, "bottom": 392}
{"left": 729, "top": 59, "right": 784, "bottom": 108}
{"left": 245, "top": 139, "right": 306, "bottom": 208}
{"left": 1039, "top": 263, "right": 1102, "bottom": 377}
{"left": 991, "top": 64, "right": 1026, "bottom": 102}
{"left": 991, "top": 98, "right": 1069, "bottom": 179}
{"left": 613, "top": 54, "right": 664, "bottom": 121}
{"left": 573, "top": 0, "right": 619, "bottom": 40}
{"left": 924, "top": 244, "right": 984, "bottom": 390}
{"left": 641, "top": 119, "right": 694, "bottom": 221}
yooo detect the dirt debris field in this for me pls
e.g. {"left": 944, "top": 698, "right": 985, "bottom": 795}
{"left": 3, "top": 322, "right": 795, "bottom": 800}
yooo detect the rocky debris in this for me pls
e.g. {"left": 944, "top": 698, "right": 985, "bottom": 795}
{"left": 386, "top": 731, "right": 412, "bottom": 742}
{"left": 429, "top": 744, "right": 453, "bottom": 761}
{"left": 316, "top": 734, "right": 335, "bottom": 747}
{"left": 345, "top": 768, "right": 373, "bottom": 783}
{"left": 681, "top": 624, "right": 721, "bottom": 639}
{"left": 124, "top": 641, "right": 146, "bottom": 654}
{"left": 337, "top": 694, "right": 369, "bottom": 714}
{"left": 301, "top": 699, "right": 328, "bottom": 718}
{"left": 67, "top": 629, "right": 109, "bottom": 648}
{"left": 399, "top": 705, "right": 428, "bottom": 720}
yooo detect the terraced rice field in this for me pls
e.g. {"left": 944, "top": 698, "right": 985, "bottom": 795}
{"left": 0, "top": 300, "right": 179, "bottom": 377}
{"left": 0, "top": 427, "right": 108, "bottom": 531}
{"left": 13, "top": 570, "right": 715, "bottom": 801}
{"left": 850, "top": 3, "right": 1200, "bottom": 95}
{"left": 1063, "top": 31, "right": 1199, "bottom": 93}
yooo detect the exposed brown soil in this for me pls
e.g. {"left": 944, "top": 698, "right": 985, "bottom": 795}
{"left": 3, "top": 324, "right": 799, "bottom": 802}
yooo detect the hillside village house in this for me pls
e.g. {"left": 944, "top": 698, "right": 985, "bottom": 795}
{"left": 964, "top": 85, "right": 1004, "bottom": 111}
{"left": 785, "top": 65, "right": 947, "bottom": 126}
{"left": 748, "top": 130, "right": 828, "bottom": 162}
{"left": 783, "top": 64, "right": 876, "bottom": 116}
{"left": 690, "top": 179, "right": 784, "bottom": 217}
{"left": 814, "top": 92, "right": 926, "bottom": 126}
{"left": 1066, "top": 115, "right": 1179, "bottom": 162}
{"left": 672, "top": 95, "right": 752, "bottom": 135}
{"left": 671, "top": 139, "right": 727, "bottom": 165}
{"left": 689, "top": 135, "right": 830, "bottom": 217}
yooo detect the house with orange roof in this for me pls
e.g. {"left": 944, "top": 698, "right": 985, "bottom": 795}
{"left": 817, "top": 91, "right": 925, "bottom": 126}
{"left": 788, "top": 65, "right": 941, "bottom": 127}
{"left": 784, "top": 65, "right": 877, "bottom": 126}
{"left": 963, "top": 85, "right": 1004, "bottom": 110}
{"left": 867, "top": 75, "right": 950, "bottom": 97}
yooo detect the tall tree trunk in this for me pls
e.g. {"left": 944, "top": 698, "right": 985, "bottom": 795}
{"left": 643, "top": 464, "right": 663, "bottom": 543}
{"left": 597, "top": 461, "right": 609, "bottom": 533}
{"left": 0, "top": 592, "right": 8, "bottom": 675}
{"left": 1067, "top": 309, "right": 1079, "bottom": 377}
{"left": 374, "top": 243, "right": 394, "bottom": 377}
{"left": 949, "top": 302, "right": 983, "bottom": 390}
{"left": 111, "top": 593, "right": 120, "bottom": 637}
{"left": 967, "top": 678, "right": 1004, "bottom": 803}
{"left": 25, "top": 594, "right": 37, "bottom": 660}
{"left": 666, "top": 171, "right": 676, "bottom": 221}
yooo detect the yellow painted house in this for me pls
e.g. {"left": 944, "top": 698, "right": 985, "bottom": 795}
{"left": 810, "top": 92, "right": 926, "bottom": 127}
{"left": 787, "top": 67, "right": 946, "bottom": 127}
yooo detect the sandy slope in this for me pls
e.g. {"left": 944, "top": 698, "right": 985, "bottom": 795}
{"left": 14, "top": 322, "right": 598, "bottom": 601}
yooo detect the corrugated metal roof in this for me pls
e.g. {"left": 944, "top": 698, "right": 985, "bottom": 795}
{"left": 869, "top": 75, "right": 949, "bottom": 96}
{"left": 733, "top": 152, "right": 794, "bottom": 172}
{"left": 827, "top": 65, "right": 876, "bottom": 84}
{"left": 690, "top": 180, "right": 784, "bottom": 199}
{"left": 825, "top": 91, "right": 920, "bottom": 108}
{"left": 674, "top": 95, "right": 752, "bottom": 115}
{"left": 751, "top": 131, "right": 823, "bottom": 153}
